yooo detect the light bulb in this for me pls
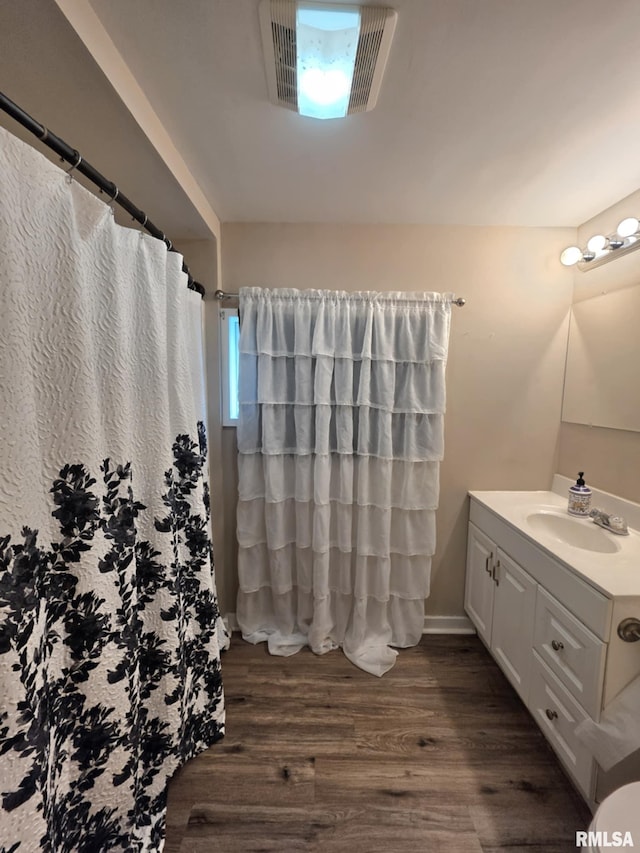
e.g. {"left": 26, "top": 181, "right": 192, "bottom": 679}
{"left": 617, "top": 217, "right": 639, "bottom": 238}
{"left": 586, "top": 234, "right": 607, "bottom": 253}
{"left": 560, "top": 246, "right": 583, "bottom": 266}
{"left": 299, "top": 68, "right": 351, "bottom": 106}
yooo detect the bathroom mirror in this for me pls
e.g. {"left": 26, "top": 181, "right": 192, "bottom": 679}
{"left": 562, "top": 283, "right": 640, "bottom": 433}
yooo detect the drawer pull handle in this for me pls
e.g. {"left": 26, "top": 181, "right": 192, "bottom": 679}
{"left": 551, "top": 639, "right": 564, "bottom": 651}
{"left": 493, "top": 559, "right": 500, "bottom": 586}
{"left": 545, "top": 708, "right": 558, "bottom": 721}
{"left": 485, "top": 554, "right": 493, "bottom": 575}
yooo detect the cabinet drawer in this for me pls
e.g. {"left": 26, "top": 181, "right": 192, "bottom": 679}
{"left": 533, "top": 587, "right": 606, "bottom": 718}
{"left": 529, "top": 652, "right": 595, "bottom": 798}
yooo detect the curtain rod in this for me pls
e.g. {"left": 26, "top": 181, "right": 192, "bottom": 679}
{"left": 215, "top": 289, "right": 466, "bottom": 306}
{"left": 0, "top": 90, "right": 205, "bottom": 298}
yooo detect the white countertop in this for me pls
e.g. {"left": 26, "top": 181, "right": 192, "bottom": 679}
{"left": 468, "top": 487, "right": 640, "bottom": 599}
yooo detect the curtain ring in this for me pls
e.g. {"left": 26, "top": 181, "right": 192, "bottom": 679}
{"left": 65, "top": 151, "right": 82, "bottom": 183}
{"left": 166, "top": 239, "right": 173, "bottom": 251}
{"left": 138, "top": 213, "right": 148, "bottom": 237}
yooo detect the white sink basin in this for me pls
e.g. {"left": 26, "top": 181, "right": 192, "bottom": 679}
{"left": 526, "top": 511, "right": 621, "bottom": 554}
{"left": 469, "top": 485, "right": 640, "bottom": 598}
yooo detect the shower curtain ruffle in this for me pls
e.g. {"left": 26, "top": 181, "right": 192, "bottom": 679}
{"left": 236, "top": 287, "right": 451, "bottom": 676}
{"left": 0, "top": 126, "right": 226, "bottom": 853}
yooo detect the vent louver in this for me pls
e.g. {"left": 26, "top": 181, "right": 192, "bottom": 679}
{"left": 259, "top": 1, "right": 397, "bottom": 116}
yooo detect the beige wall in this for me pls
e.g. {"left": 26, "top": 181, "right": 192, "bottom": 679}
{"left": 218, "top": 223, "right": 574, "bottom": 618}
{"left": 557, "top": 188, "right": 640, "bottom": 503}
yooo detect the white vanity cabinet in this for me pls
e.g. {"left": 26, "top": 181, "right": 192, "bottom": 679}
{"left": 464, "top": 487, "right": 640, "bottom": 807}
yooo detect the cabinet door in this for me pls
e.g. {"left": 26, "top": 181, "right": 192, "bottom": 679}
{"left": 464, "top": 523, "right": 495, "bottom": 645}
{"left": 491, "top": 549, "right": 537, "bottom": 703}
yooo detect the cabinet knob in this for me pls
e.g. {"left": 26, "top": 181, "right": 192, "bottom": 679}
{"left": 551, "top": 639, "right": 564, "bottom": 651}
{"left": 545, "top": 708, "right": 558, "bottom": 721}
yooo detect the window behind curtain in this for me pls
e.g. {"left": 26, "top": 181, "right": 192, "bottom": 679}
{"left": 219, "top": 308, "right": 239, "bottom": 426}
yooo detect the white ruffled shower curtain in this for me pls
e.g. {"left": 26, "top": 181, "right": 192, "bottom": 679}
{"left": 0, "top": 126, "right": 226, "bottom": 852}
{"left": 236, "top": 287, "right": 452, "bottom": 676}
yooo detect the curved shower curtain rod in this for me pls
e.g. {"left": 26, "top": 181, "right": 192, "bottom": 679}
{"left": 0, "top": 90, "right": 205, "bottom": 298}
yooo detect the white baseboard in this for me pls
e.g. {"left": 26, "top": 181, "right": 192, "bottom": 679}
{"left": 423, "top": 615, "right": 476, "bottom": 634}
{"left": 223, "top": 612, "right": 476, "bottom": 636}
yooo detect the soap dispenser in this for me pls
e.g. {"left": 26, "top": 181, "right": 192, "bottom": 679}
{"left": 568, "top": 472, "right": 592, "bottom": 516}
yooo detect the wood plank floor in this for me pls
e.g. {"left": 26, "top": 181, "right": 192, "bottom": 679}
{"left": 165, "top": 635, "right": 591, "bottom": 852}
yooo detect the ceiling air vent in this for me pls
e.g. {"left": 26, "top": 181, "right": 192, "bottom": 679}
{"left": 259, "top": 1, "right": 398, "bottom": 118}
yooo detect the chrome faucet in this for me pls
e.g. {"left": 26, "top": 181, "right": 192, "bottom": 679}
{"left": 589, "top": 508, "right": 629, "bottom": 535}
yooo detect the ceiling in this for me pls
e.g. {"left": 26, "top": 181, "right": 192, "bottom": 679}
{"left": 3, "top": 0, "right": 640, "bottom": 233}
{"left": 87, "top": 0, "right": 640, "bottom": 227}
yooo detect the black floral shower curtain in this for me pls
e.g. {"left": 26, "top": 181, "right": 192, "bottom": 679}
{"left": 0, "top": 126, "right": 226, "bottom": 852}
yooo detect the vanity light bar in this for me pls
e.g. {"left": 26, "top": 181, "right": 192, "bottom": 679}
{"left": 560, "top": 217, "right": 640, "bottom": 271}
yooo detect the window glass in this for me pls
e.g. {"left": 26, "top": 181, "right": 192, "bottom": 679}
{"left": 219, "top": 308, "right": 239, "bottom": 426}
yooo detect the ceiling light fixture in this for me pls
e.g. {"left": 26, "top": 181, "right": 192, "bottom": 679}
{"left": 296, "top": 4, "right": 360, "bottom": 119}
{"left": 560, "top": 216, "right": 640, "bottom": 270}
{"left": 259, "top": 0, "right": 397, "bottom": 120}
